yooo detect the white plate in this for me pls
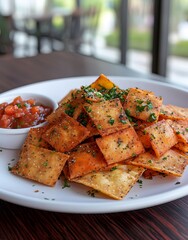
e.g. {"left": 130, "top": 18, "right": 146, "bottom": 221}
{"left": 0, "top": 76, "right": 188, "bottom": 214}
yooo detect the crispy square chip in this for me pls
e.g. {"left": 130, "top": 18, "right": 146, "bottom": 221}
{"left": 47, "top": 89, "right": 85, "bottom": 123}
{"left": 58, "top": 89, "right": 81, "bottom": 106}
{"left": 23, "top": 126, "right": 52, "bottom": 149}
{"left": 124, "top": 87, "right": 163, "bottom": 122}
{"left": 166, "top": 119, "right": 188, "bottom": 144}
{"left": 127, "top": 149, "right": 188, "bottom": 177}
{"left": 90, "top": 74, "right": 116, "bottom": 90}
{"left": 11, "top": 144, "right": 69, "bottom": 186}
{"left": 160, "top": 104, "right": 188, "bottom": 120}
{"left": 96, "top": 127, "right": 145, "bottom": 165}
{"left": 46, "top": 105, "right": 65, "bottom": 124}
{"left": 144, "top": 119, "right": 178, "bottom": 157}
{"left": 84, "top": 98, "right": 130, "bottom": 136}
{"left": 67, "top": 142, "right": 107, "bottom": 179}
{"left": 42, "top": 112, "right": 90, "bottom": 153}
{"left": 73, "top": 164, "right": 145, "bottom": 200}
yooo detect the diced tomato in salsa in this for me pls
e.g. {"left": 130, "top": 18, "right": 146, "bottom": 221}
{"left": 0, "top": 96, "right": 52, "bottom": 129}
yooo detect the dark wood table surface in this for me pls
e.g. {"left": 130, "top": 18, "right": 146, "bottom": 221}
{"left": 0, "top": 51, "right": 187, "bottom": 240}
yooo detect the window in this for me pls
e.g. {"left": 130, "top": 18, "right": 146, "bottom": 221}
{"left": 168, "top": 0, "right": 188, "bottom": 88}
{"left": 127, "top": 0, "right": 153, "bottom": 74}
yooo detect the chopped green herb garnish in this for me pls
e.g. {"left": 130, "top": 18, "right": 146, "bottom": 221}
{"left": 146, "top": 100, "right": 153, "bottom": 110}
{"left": 101, "top": 87, "right": 126, "bottom": 102}
{"left": 137, "top": 179, "right": 143, "bottom": 184}
{"left": 63, "top": 125, "right": 68, "bottom": 130}
{"left": 125, "top": 109, "right": 133, "bottom": 122}
{"left": 8, "top": 166, "right": 12, "bottom": 171}
{"left": 117, "top": 138, "right": 123, "bottom": 147}
{"left": 148, "top": 113, "right": 157, "bottom": 122}
{"left": 62, "top": 179, "right": 70, "bottom": 189}
{"left": 77, "top": 112, "right": 89, "bottom": 126}
{"left": 87, "top": 189, "right": 98, "bottom": 197}
{"left": 136, "top": 99, "right": 144, "bottom": 104}
{"left": 110, "top": 166, "right": 117, "bottom": 171}
{"left": 65, "top": 103, "right": 76, "bottom": 117}
{"left": 175, "top": 181, "right": 181, "bottom": 185}
{"left": 151, "top": 133, "right": 156, "bottom": 140}
{"left": 84, "top": 106, "right": 92, "bottom": 113}
{"left": 137, "top": 179, "right": 143, "bottom": 188}
{"left": 120, "top": 119, "right": 127, "bottom": 124}
{"left": 108, "top": 118, "right": 115, "bottom": 125}
{"left": 16, "top": 103, "right": 22, "bottom": 108}
{"left": 24, "top": 103, "right": 29, "bottom": 107}
{"left": 43, "top": 161, "right": 48, "bottom": 167}
{"left": 82, "top": 86, "right": 103, "bottom": 99}
{"left": 136, "top": 100, "right": 153, "bottom": 113}
{"left": 119, "top": 112, "right": 127, "bottom": 124}
{"left": 136, "top": 105, "right": 146, "bottom": 112}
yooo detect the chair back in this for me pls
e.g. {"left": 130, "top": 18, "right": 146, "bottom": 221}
{"left": 0, "top": 15, "right": 13, "bottom": 54}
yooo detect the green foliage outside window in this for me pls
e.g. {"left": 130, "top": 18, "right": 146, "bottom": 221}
{"left": 106, "top": 28, "right": 188, "bottom": 58}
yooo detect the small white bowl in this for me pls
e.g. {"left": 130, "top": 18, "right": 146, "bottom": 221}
{"left": 0, "top": 93, "right": 58, "bottom": 149}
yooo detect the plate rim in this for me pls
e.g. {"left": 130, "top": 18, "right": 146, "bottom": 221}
{"left": 1, "top": 183, "right": 188, "bottom": 213}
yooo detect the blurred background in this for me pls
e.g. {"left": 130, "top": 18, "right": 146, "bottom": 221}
{"left": 0, "top": 0, "right": 188, "bottom": 87}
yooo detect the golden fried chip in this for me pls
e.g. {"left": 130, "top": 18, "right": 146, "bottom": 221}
{"left": 42, "top": 112, "right": 90, "bottom": 152}
{"left": 84, "top": 98, "right": 130, "bottom": 136}
{"left": 58, "top": 89, "right": 80, "bottom": 105}
{"left": 124, "top": 87, "right": 163, "bottom": 122}
{"left": 68, "top": 142, "right": 107, "bottom": 179}
{"left": 127, "top": 149, "right": 188, "bottom": 177}
{"left": 11, "top": 144, "right": 69, "bottom": 186}
{"left": 166, "top": 119, "right": 188, "bottom": 143}
{"left": 47, "top": 89, "right": 85, "bottom": 123}
{"left": 160, "top": 104, "right": 188, "bottom": 120}
{"left": 90, "top": 74, "right": 116, "bottom": 90}
{"left": 23, "top": 126, "right": 52, "bottom": 149}
{"left": 144, "top": 119, "right": 178, "bottom": 157}
{"left": 96, "top": 127, "right": 145, "bottom": 164}
{"left": 73, "top": 164, "right": 145, "bottom": 200}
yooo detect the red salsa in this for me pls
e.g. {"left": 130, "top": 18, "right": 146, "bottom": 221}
{"left": 0, "top": 96, "right": 53, "bottom": 129}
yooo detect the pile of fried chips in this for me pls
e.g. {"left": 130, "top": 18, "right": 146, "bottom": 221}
{"left": 11, "top": 74, "right": 188, "bottom": 200}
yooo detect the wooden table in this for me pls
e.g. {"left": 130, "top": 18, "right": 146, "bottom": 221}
{"left": 0, "top": 52, "right": 188, "bottom": 240}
